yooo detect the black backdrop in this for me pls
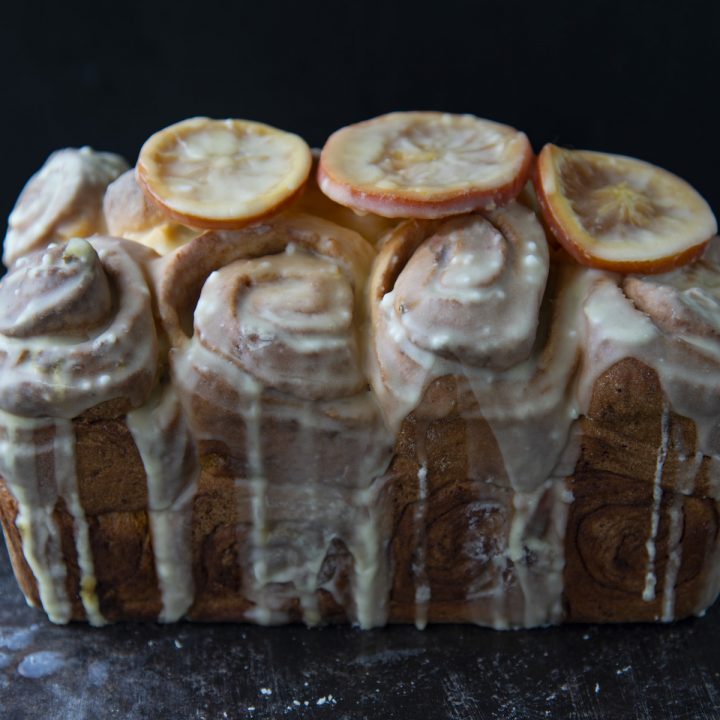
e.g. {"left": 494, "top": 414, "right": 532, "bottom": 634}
{"left": 1, "top": 0, "right": 718, "bottom": 247}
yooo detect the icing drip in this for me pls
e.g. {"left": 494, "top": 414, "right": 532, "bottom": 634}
{"left": 412, "top": 448, "right": 430, "bottom": 629}
{"left": 0, "top": 414, "right": 70, "bottom": 622}
{"left": 506, "top": 425, "right": 581, "bottom": 627}
{"left": 507, "top": 485, "right": 559, "bottom": 627}
{"left": 464, "top": 269, "right": 589, "bottom": 493}
{"left": 52, "top": 421, "right": 104, "bottom": 626}
{"left": 461, "top": 420, "right": 510, "bottom": 628}
{"left": 657, "top": 417, "right": 715, "bottom": 621}
{"left": 0, "top": 412, "right": 103, "bottom": 625}
{"left": 643, "top": 402, "right": 670, "bottom": 603}
{"left": 661, "top": 490, "right": 685, "bottom": 622}
{"left": 293, "top": 402, "right": 322, "bottom": 625}
{"left": 126, "top": 383, "right": 200, "bottom": 622}
{"left": 349, "top": 479, "right": 390, "bottom": 629}
{"left": 246, "top": 393, "right": 273, "bottom": 625}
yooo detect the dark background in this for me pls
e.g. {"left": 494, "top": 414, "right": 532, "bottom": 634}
{"left": 1, "top": 0, "right": 719, "bottom": 249}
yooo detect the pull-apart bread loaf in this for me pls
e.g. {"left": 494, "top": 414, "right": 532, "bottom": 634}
{"left": 0, "top": 114, "right": 718, "bottom": 628}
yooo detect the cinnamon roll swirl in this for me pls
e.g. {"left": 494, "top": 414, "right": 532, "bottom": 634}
{"left": 158, "top": 212, "right": 393, "bottom": 627}
{"left": 369, "top": 202, "right": 588, "bottom": 627}
{"left": 3, "top": 148, "right": 128, "bottom": 267}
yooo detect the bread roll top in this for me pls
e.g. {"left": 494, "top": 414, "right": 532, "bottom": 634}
{"left": 0, "top": 236, "right": 159, "bottom": 418}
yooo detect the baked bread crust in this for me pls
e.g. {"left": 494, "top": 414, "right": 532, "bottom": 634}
{"left": 1, "top": 133, "right": 719, "bottom": 629}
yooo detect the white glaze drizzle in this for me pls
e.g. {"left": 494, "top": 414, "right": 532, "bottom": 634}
{"left": 349, "top": 478, "right": 391, "bottom": 628}
{"left": 643, "top": 402, "right": 670, "bottom": 603}
{"left": 461, "top": 420, "right": 511, "bottom": 629}
{"left": 661, "top": 491, "right": 685, "bottom": 622}
{"left": 246, "top": 393, "right": 272, "bottom": 625}
{"left": 0, "top": 412, "right": 103, "bottom": 624}
{"left": 660, "top": 418, "right": 704, "bottom": 621}
{"left": 0, "top": 413, "right": 70, "bottom": 622}
{"left": 412, "top": 460, "right": 430, "bottom": 630}
{"left": 295, "top": 400, "right": 322, "bottom": 625}
{"left": 506, "top": 424, "right": 581, "bottom": 627}
{"left": 126, "top": 383, "right": 199, "bottom": 622}
{"left": 52, "top": 420, "right": 104, "bottom": 626}
{"left": 506, "top": 483, "right": 564, "bottom": 627}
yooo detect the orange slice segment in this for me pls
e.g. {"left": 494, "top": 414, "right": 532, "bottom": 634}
{"left": 136, "top": 117, "right": 312, "bottom": 229}
{"left": 317, "top": 112, "right": 533, "bottom": 218}
{"left": 533, "top": 144, "right": 717, "bottom": 273}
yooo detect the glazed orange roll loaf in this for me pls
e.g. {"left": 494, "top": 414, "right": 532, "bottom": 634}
{"left": 0, "top": 112, "right": 718, "bottom": 628}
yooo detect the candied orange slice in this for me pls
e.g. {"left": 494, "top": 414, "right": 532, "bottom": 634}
{"left": 136, "top": 117, "right": 312, "bottom": 229}
{"left": 317, "top": 112, "right": 533, "bottom": 218}
{"left": 533, "top": 144, "right": 717, "bottom": 273}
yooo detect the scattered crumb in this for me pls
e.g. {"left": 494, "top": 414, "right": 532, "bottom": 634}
{"left": 594, "top": 682, "right": 600, "bottom": 694}
{"left": 260, "top": 688, "right": 272, "bottom": 696}
{"left": 616, "top": 665, "right": 631, "bottom": 675}
{"left": 174, "top": 639, "right": 183, "bottom": 649}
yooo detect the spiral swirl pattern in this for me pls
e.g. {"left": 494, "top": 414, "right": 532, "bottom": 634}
{"left": 0, "top": 237, "right": 158, "bottom": 418}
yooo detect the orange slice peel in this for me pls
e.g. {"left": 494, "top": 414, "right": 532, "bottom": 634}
{"left": 318, "top": 111, "right": 533, "bottom": 219}
{"left": 136, "top": 117, "right": 312, "bottom": 230}
{"left": 533, "top": 144, "right": 717, "bottom": 273}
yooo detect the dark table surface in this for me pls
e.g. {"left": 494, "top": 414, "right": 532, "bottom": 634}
{"left": 1, "top": 545, "right": 718, "bottom": 720}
